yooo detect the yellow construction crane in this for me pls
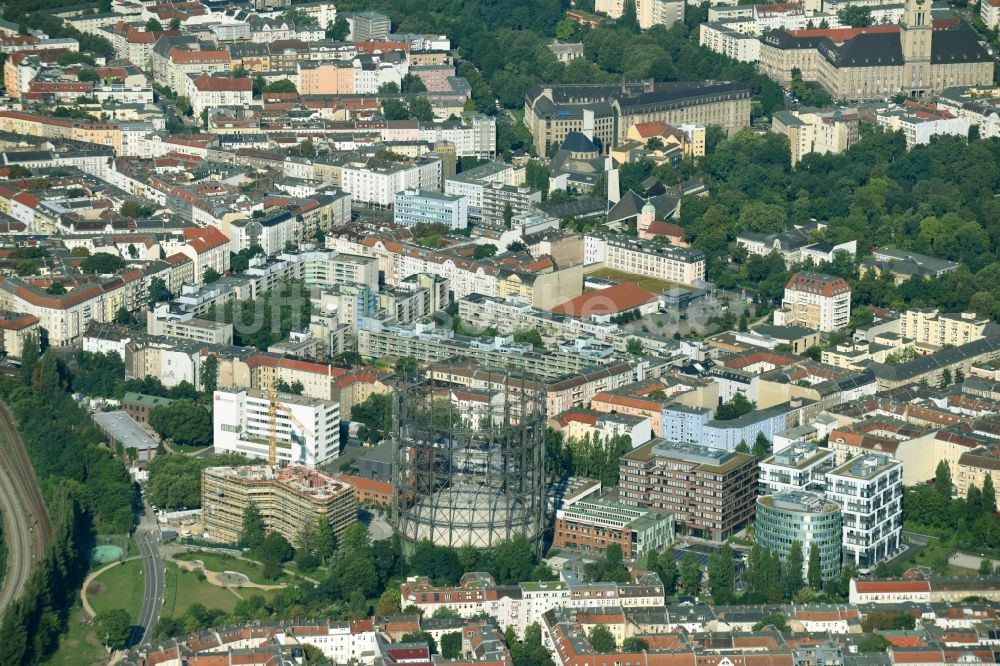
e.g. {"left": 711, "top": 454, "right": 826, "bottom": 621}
{"left": 267, "top": 387, "right": 314, "bottom": 466}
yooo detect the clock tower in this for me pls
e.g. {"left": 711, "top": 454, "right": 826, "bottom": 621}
{"left": 900, "top": 0, "right": 932, "bottom": 97}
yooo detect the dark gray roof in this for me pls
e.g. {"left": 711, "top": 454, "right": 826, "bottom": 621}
{"left": 536, "top": 197, "right": 606, "bottom": 220}
{"left": 930, "top": 26, "right": 993, "bottom": 63}
{"left": 560, "top": 131, "right": 599, "bottom": 153}
{"left": 822, "top": 32, "right": 903, "bottom": 67}
{"left": 871, "top": 335, "right": 1000, "bottom": 382}
{"left": 606, "top": 189, "right": 646, "bottom": 224}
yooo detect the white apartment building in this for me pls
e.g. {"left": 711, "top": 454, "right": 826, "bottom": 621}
{"left": 699, "top": 22, "right": 761, "bottom": 63}
{"left": 274, "top": 623, "right": 379, "bottom": 663}
{"left": 418, "top": 115, "right": 497, "bottom": 159}
{"left": 184, "top": 73, "right": 253, "bottom": 117}
{"left": 772, "top": 108, "right": 860, "bottom": 166}
{"left": 340, "top": 158, "right": 442, "bottom": 207}
{"left": 444, "top": 162, "right": 524, "bottom": 217}
{"left": 875, "top": 108, "right": 969, "bottom": 149}
{"left": 825, "top": 453, "right": 903, "bottom": 569}
{"left": 584, "top": 233, "right": 706, "bottom": 286}
{"left": 899, "top": 308, "right": 991, "bottom": 347}
{"left": 982, "top": 0, "right": 1000, "bottom": 29}
{"left": 936, "top": 86, "right": 1000, "bottom": 140}
{"left": 394, "top": 189, "right": 469, "bottom": 230}
{"left": 212, "top": 389, "right": 341, "bottom": 468}
{"left": 595, "top": 0, "right": 685, "bottom": 29}
{"left": 92, "top": 84, "right": 154, "bottom": 104}
{"left": 759, "top": 442, "right": 835, "bottom": 496}
{"left": 400, "top": 577, "right": 664, "bottom": 639}
{"left": 773, "top": 271, "right": 851, "bottom": 332}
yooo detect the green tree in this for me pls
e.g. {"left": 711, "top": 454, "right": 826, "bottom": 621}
{"left": 618, "top": 0, "right": 638, "bottom": 29}
{"left": 807, "top": 543, "right": 822, "bottom": 589}
{"left": 752, "top": 432, "right": 770, "bottom": 460}
{"left": 326, "top": 16, "right": 349, "bottom": 40}
{"left": 680, "top": 551, "right": 702, "bottom": 596}
{"left": 715, "top": 394, "right": 756, "bottom": 420}
{"left": 707, "top": 543, "right": 735, "bottom": 603}
{"left": 94, "top": 608, "right": 132, "bottom": 650}
{"left": 148, "top": 400, "right": 211, "bottom": 448}
{"left": 626, "top": 338, "right": 644, "bottom": 355}
{"left": 311, "top": 515, "right": 336, "bottom": 564}
{"left": 258, "top": 532, "right": 294, "bottom": 564}
{"left": 264, "top": 79, "right": 298, "bottom": 94}
{"left": 201, "top": 354, "right": 218, "bottom": 394}
{"left": 175, "top": 95, "right": 192, "bottom": 116}
{"left": 784, "top": 541, "right": 804, "bottom": 599}
{"left": 145, "top": 18, "right": 163, "bottom": 31}
{"left": 14, "top": 259, "right": 38, "bottom": 277}
{"left": 555, "top": 18, "right": 576, "bottom": 40}
{"left": 752, "top": 614, "right": 791, "bottom": 632}
{"left": 622, "top": 637, "right": 649, "bottom": 652}
{"left": 203, "top": 267, "right": 221, "bottom": 283}
{"left": 858, "top": 634, "right": 891, "bottom": 653}
{"left": 239, "top": 500, "right": 265, "bottom": 550}
{"left": 494, "top": 533, "right": 536, "bottom": 584}
{"left": 408, "top": 97, "right": 435, "bottom": 121}
{"left": 473, "top": 244, "right": 498, "bottom": 260}
{"left": 503, "top": 203, "right": 514, "bottom": 228}
{"left": 934, "top": 460, "right": 953, "bottom": 498}
{"left": 984, "top": 475, "right": 997, "bottom": 515}
{"left": 587, "top": 625, "right": 616, "bottom": 653}
{"left": 441, "top": 632, "right": 462, "bottom": 659}
{"left": 400, "top": 632, "right": 437, "bottom": 654}
{"left": 169, "top": 17, "right": 180, "bottom": 30}
{"left": 147, "top": 276, "right": 171, "bottom": 305}
{"left": 19, "top": 331, "right": 39, "bottom": 386}
{"left": 80, "top": 252, "right": 126, "bottom": 274}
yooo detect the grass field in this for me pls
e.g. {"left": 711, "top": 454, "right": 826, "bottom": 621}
{"left": 173, "top": 551, "right": 299, "bottom": 585}
{"left": 160, "top": 563, "right": 283, "bottom": 618}
{"left": 162, "top": 564, "right": 243, "bottom": 616}
{"left": 586, "top": 267, "right": 696, "bottom": 294}
{"left": 42, "top": 604, "right": 107, "bottom": 666}
{"left": 87, "top": 559, "right": 144, "bottom": 622}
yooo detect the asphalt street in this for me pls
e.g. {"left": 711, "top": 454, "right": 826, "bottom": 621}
{"left": 134, "top": 513, "right": 165, "bottom": 647}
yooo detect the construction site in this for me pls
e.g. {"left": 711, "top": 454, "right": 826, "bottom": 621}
{"left": 390, "top": 372, "right": 547, "bottom": 551}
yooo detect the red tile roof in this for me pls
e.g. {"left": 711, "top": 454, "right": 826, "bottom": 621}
{"left": 550, "top": 282, "right": 656, "bottom": 317}
{"left": 182, "top": 226, "right": 229, "bottom": 252}
{"left": 189, "top": 73, "right": 252, "bottom": 92}
{"left": 854, "top": 580, "right": 930, "bottom": 593}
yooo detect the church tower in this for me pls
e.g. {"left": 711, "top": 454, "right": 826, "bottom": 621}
{"left": 900, "top": 0, "right": 932, "bottom": 97}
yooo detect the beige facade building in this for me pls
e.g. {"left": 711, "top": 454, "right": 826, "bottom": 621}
{"left": 202, "top": 465, "right": 356, "bottom": 547}
{"left": 758, "top": 0, "right": 994, "bottom": 102}
{"left": 583, "top": 233, "right": 706, "bottom": 286}
{"left": 524, "top": 81, "right": 751, "bottom": 156}
{"left": 774, "top": 272, "right": 851, "bottom": 332}
{"left": 595, "top": 0, "right": 685, "bottom": 29}
{"left": 899, "top": 309, "right": 991, "bottom": 348}
{"left": 771, "top": 107, "right": 859, "bottom": 166}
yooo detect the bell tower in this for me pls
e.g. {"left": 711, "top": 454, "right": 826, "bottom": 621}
{"left": 900, "top": 0, "right": 932, "bottom": 97}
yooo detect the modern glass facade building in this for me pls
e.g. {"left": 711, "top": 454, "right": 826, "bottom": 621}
{"left": 756, "top": 490, "right": 842, "bottom": 581}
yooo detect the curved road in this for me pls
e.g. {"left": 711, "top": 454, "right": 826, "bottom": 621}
{"left": 0, "top": 401, "right": 52, "bottom": 617}
{"left": 135, "top": 527, "right": 164, "bottom": 646}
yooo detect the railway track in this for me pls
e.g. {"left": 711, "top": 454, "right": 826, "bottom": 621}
{"left": 0, "top": 401, "right": 52, "bottom": 617}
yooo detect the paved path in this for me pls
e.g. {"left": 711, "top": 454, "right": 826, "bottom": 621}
{"left": 0, "top": 401, "right": 52, "bottom": 618}
{"left": 80, "top": 556, "right": 142, "bottom": 618}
